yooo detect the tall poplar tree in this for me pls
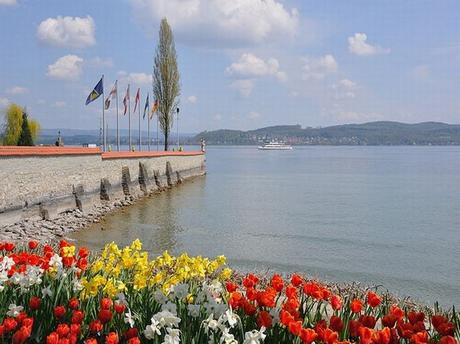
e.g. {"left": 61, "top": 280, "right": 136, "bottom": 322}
{"left": 153, "top": 18, "right": 180, "bottom": 151}
{"left": 17, "top": 111, "right": 34, "bottom": 146}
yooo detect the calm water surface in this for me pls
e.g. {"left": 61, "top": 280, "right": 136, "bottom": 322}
{"left": 71, "top": 146, "right": 460, "bottom": 307}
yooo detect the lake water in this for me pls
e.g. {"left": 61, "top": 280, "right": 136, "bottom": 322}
{"left": 70, "top": 146, "right": 460, "bottom": 307}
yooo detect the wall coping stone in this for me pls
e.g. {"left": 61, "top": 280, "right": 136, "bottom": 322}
{"left": 0, "top": 146, "right": 204, "bottom": 158}
{"left": 0, "top": 146, "right": 101, "bottom": 157}
{"left": 101, "top": 151, "right": 204, "bottom": 160}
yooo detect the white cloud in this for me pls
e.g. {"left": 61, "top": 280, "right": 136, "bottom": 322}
{"left": 226, "top": 53, "right": 286, "bottom": 81}
{"left": 248, "top": 111, "right": 261, "bottom": 119}
{"left": 52, "top": 101, "right": 66, "bottom": 108}
{"left": 214, "top": 113, "right": 222, "bottom": 120}
{"left": 37, "top": 16, "right": 95, "bottom": 48}
{"left": 6, "top": 86, "right": 28, "bottom": 95}
{"left": 0, "top": 0, "right": 16, "bottom": 5}
{"left": 130, "top": 0, "right": 299, "bottom": 47}
{"left": 187, "top": 95, "right": 197, "bottom": 104}
{"left": 332, "top": 79, "right": 357, "bottom": 99}
{"left": 339, "top": 79, "right": 356, "bottom": 89}
{"left": 118, "top": 71, "right": 152, "bottom": 86}
{"left": 0, "top": 97, "right": 10, "bottom": 106}
{"left": 303, "top": 54, "right": 338, "bottom": 80}
{"left": 230, "top": 79, "right": 254, "bottom": 97}
{"left": 348, "top": 33, "right": 390, "bottom": 56}
{"left": 37, "top": 99, "right": 46, "bottom": 105}
{"left": 47, "top": 55, "right": 84, "bottom": 81}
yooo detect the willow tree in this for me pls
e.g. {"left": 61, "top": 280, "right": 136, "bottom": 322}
{"left": 153, "top": 18, "right": 180, "bottom": 151}
{"left": 1, "top": 103, "right": 41, "bottom": 145}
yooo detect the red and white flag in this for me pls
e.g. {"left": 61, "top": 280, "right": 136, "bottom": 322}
{"left": 104, "top": 80, "right": 117, "bottom": 110}
{"left": 123, "top": 85, "right": 130, "bottom": 115}
{"left": 151, "top": 99, "right": 159, "bottom": 119}
{"left": 133, "top": 88, "right": 140, "bottom": 113}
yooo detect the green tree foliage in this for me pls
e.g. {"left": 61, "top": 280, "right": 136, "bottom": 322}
{"left": 17, "top": 111, "right": 34, "bottom": 146}
{"left": 153, "top": 18, "right": 180, "bottom": 151}
{"left": 1, "top": 103, "right": 40, "bottom": 145}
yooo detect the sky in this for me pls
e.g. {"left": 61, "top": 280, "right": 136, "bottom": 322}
{"left": 0, "top": 0, "right": 459, "bottom": 133}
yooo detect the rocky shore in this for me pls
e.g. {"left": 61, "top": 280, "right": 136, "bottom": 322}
{"left": 0, "top": 185, "right": 172, "bottom": 243}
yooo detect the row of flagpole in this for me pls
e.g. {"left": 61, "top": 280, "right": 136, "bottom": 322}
{"left": 85, "top": 75, "right": 159, "bottom": 152}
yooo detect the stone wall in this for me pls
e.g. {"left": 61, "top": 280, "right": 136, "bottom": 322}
{"left": 0, "top": 147, "right": 205, "bottom": 226}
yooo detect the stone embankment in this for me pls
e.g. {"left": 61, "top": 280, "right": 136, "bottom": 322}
{"left": 0, "top": 147, "right": 206, "bottom": 242}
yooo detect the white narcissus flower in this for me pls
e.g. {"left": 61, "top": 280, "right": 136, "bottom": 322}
{"left": 72, "top": 279, "right": 83, "bottom": 292}
{"left": 42, "top": 286, "right": 53, "bottom": 298}
{"left": 144, "top": 318, "right": 162, "bottom": 340}
{"left": 161, "top": 301, "right": 177, "bottom": 315}
{"left": 187, "top": 304, "right": 201, "bottom": 318}
{"left": 163, "top": 327, "right": 180, "bottom": 344}
{"left": 0, "top": 256, "right": 15, "bottom": 272}
{"left": 243, "top": 327, "right": 266, "bottom": 344}
{"left": 203, "top": 314, "right": 219, "bottom": 334}
{"left": 124, "top": 309, "right": 135, "bottom": 328}
{"left": 205, "top": 300, "right": 227, "bottom": 318}
{"left": 220, "top": 328, "right": 238, "bottom": 344}
{"left": 152, "top": 310, "right": 181, "bottom": 328}
{"left": 171, "top": 283, "right": 189, "bottom": 299}
{"left": 269, "top": 307, "right": 280, "bottom": 324}
{"left": 154, "top": 290, "right": 168, "bottom": 304}
{"left": 7, "top": 304, "right": 23, "bottom": 317}
{"left": 222, "top": 308, "right": 239, "bottom": 328}
{"left": 0, "top": 271, "right": 9, "bottom": 283}
{"left": 49, "top": 254, "right": 63, "bottom": 268}
{"left": 117, "top": 292, "right": 127, "bottom": 305}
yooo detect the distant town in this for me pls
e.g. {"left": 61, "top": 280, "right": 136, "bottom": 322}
{"left": 39, "top": 121, "right": 460, "bottom": 146}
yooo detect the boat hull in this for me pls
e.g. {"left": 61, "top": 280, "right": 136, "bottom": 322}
{"left": 257, "top": 146, "right": 293, "bottom": 150}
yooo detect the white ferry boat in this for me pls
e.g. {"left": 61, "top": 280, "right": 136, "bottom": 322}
{"left": 257, "top": 140, "right": 293, "bottom": 150}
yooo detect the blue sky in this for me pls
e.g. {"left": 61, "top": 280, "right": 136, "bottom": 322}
{"left": 0, "top": 0, "right": 459, "bottom": 133}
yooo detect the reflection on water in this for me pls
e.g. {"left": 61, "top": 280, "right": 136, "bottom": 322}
{"left": 71, "top": 146, "right": 460, "bottom": 307}
{"left": 74, "top": 186, "right": 197, "bottom": 254}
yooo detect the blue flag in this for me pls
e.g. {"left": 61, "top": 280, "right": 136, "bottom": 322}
{"left": 143, "top": 94, "right": 149, "bottom": 119}
{"left": 85, "top": 77, "right": 103, "bottom": 105}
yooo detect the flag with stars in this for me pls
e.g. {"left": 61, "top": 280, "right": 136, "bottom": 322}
{"left": 85, "top": 77, "right": 103, "bottom": 105}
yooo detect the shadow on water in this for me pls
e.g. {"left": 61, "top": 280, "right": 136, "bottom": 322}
{"left": 72, "top": 181, "right": 205, "bottom": 255}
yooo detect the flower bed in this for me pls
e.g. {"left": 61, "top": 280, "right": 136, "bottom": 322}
{"left": 0, "top": 240, "right": 458, "bottom": 343}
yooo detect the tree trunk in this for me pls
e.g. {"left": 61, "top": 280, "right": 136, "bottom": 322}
{"left": 164, "top": 130, "right": 168, "bottom": 151}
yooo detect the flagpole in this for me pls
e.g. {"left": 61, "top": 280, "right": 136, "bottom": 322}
{"left": 116, "top": 80, "right": 119, "bottom": 151}
{"left": 156, "top": 111, "right": 159, "bottom": 151}
{"left": 148, "top": 108, "right": 150, "bottom": 151}
{"left": 177, "top": 107, "right": 179, "bottom": 150}
{"left": 102, "top": 74, "right": 106, "bottom": 152}
{"left": 99, "top": 117, "right": 102, "bottom": 149}
{"left": 128, "top": 84, "right": 131, "bottom": 151}
{"left": 138, "top": 90, "right": 141, "bottom": 151}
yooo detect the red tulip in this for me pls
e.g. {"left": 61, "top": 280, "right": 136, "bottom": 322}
{"left": 54, "top": 306, "right": 66, "bottom": 318}
{"left": 29, "top": 297, "right": 41, "bottom": 310}
{"left": 257, "top": 311, "right": 273, "bottom": 328}
{"left": 330, "top": 315, "right": 344, "bottom": 332}
{"left": 351, "top": 299, "right": 363, "bottom": 313}
{"left": 330, "top": 295, "right": 342, "bottom": 310}
{"left": 28, "top": 241, "right": 39, "bottom": 250}
{"left": 288, "top": 320, "right": 302, "bottom": 336}
{"left": 300, "top": 328, "right": 318, "bottom": 344}
{"left": 366, "top": 291, "right": 381, "bottom": 307}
